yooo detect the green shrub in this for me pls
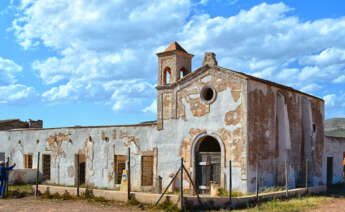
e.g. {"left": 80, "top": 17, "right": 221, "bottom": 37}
{"left": 62, "top": 190, "right": 73, "bottom": 200}
{"left": 156, "top": 199, "right": 180, "bottom": 212}
{"left": 127, "top": 197, "right": 140, "bottom": 205}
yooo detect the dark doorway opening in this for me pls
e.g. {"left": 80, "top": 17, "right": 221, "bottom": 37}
{"left": 343, "top": 153, "right": 345, "bottom": 182}
{"left": 327, "top": 157, "right": 333, "bottom": 186}
{"left": 114, "top": 155, "right": 127, "bottom": 185}
{"left": 75, "top": 154, "right": 86, "bottom": 185}
{"left": 195, "top": 136, "right": 221, "bottom": 194}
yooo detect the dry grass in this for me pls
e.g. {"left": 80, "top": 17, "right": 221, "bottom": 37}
{"left": 229, "top": 196, "right": 331, "bottom": 212}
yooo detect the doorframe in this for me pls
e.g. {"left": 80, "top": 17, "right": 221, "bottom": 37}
{"left": 190, "top": 131, "right": 226, "bottom": 188}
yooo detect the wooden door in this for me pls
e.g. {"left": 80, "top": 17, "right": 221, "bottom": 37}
{"left": 141, "top": 156, "right": 153, "bottom": 186}
{"left": 42, "top": 154, "right": 51, "bottom": 180}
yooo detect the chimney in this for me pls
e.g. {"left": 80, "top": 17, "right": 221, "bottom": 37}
{"left": 202, "top": 52, "right": 218, "bottom": 67}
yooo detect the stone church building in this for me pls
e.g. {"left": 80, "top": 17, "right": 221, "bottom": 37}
{"left": 0, "top": 42, "right": 330, "bottom": 193}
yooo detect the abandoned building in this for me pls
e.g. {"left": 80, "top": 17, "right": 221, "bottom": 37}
{"left": 0, "top": 42, "right": 344, "bottom": 194}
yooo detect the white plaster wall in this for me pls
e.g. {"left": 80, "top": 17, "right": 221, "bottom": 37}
{"left": 324, "top": 136, "right": 345, "bottom": 184}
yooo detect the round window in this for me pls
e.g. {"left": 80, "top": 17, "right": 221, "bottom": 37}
{"left": 200, "top": 86, "right": 216, "bottom": 104}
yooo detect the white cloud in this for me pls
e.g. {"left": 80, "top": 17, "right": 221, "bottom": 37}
{"left": 324, "top": 94, "right": 336, "bottom": 107}
{"left": 0, "top": 57, "right": 36, "bottom": 104}
{"left": 10, "top": 1, "right": 345, "bottom": 115}
{"left": 0, "top": 84, "right": 37, "bottom": 104}
{"left": 333, "top": 75, "right": 345, "bottom": 83}
{"left": 0, "top": 57, "right": 22, "bottom": 85}
{"left": 13, "top": 0, "right": 191, "bottom": 111}
{"left": 300, "top": 83, "right": 321, "bottom": 93}
{"left": 178, "top": 2, "right": 345, "bottom": 94}
{"left": 142, "top": 100, "right": 157, "bottom": 114}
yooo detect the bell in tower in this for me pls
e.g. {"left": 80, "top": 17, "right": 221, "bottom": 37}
{"left": 156, "top": 42, "right": 194, "bottom": 86}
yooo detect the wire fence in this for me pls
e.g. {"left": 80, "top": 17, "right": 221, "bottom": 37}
{"left": 2, "top": 149, "right": 316, "bottom": 211}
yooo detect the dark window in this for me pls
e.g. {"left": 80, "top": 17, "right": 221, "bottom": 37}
{"left": 0, "top": 152, "right": 5, "bottom": 162}
{"left": 201, "top": 86, "right": 216, "bottom": 103}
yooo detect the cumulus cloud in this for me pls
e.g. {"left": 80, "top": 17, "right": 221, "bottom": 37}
{"left": 13, "top": 0, "right": 191, "bottom": 111}
{"left": 10, "top": 1, "right": 345, "bottom": 115}
{"left": 179, "top": 2, "right": 345, "bottom": 96}
{"left": 0, "top": 57, "right": 37, "bottom": 104}
{"left": 0, "top": 57, "right": 22, "bottom": 85}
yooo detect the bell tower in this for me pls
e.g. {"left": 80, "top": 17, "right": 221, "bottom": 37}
{"left": 156, "top": 42, "right": 194, "bottom": 86}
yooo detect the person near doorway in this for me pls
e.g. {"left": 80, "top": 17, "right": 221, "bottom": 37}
{"left": 0, "top": 161, "right": 16, "bottom": 198}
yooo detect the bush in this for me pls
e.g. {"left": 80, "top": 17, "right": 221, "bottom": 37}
{"left": 62, "top": 190, "right": 73, "bottom": 200}
{"left": 127, "top": 197, "right": 140, "bottom": 206}
{"left": 156, "top": 199, "right": 180, "bottom": 212}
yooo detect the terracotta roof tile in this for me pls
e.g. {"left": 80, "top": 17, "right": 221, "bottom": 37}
{"left": 164, "top": 41, "right": 188, "bottom": 53}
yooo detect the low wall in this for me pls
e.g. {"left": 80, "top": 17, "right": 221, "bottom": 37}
{"left": 34, "top": 184, "right": 326, "bottom": 209}
{"left": 185, "top": 185, "right": 327, "bottom": 209}
{"left": 35, "top": 185, "right": 178, "bottom": 204}
{"left": 8, "top": 169, "right": 44, "bottom": 185}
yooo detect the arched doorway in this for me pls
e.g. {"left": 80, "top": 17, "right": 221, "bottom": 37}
{"left": 194, "top": 135, "right": 221, "bottom": 194}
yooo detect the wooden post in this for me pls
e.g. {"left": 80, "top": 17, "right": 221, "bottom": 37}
{"left": 285, "top": 160, "right": 288, "bottom": 198}
{"left": 306, "top": 159, "right": 308, "bottom": 193}
{"left": 76, "top": 154, "right": 80, "bottom": 197}
{"left": 128, "top": 147, "right": 131, "bottom": 201}
{"left": 5, "top": 157, "right": 9, "bottom": 198}
{"left": 256, "top": 160, "right": 259, "bottom": 202}
{"left": 229, "top": 160, "right": 232, "bottom": 209}
{"left": 182, "top": 165, "right": 207, "bottom": 210}
{"left": 35, "top": 152, "right": 40, "bottom": 197}
{"left": 180, "top": 158, "right": 184, "bottom": 212}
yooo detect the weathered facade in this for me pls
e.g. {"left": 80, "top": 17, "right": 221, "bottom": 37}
{"left": 324, "top": 136, "right": 345, "bottom": 185}
{"left": 0, "top": 42, "right": 331, "bottom": 193}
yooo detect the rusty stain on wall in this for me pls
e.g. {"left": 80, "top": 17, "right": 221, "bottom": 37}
{"left": 225, "top": 104, "right": 242, "bottom": 125}
{"left": 46, "top": 132, "right": 72, "bottom": 158}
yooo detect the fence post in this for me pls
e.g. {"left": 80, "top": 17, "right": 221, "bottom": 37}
{"left": 306, "top": 159, "right": 308, "bottom": 193}
{"left": 128, "top": 147, "right": 131, "bottom": 201}
{"left": 229, "top": 160, "right": 232, "bottom": 209}
{"left": 256, "top": 160, "right": 259, "bottom": 202}
{"left": 5, "top": 157, "right": 9, "bottom": 198}
{"left": 36, "top": 152, "right": 40, "bottom": 197}
{"left": 180, "top": 158, "right": 184, "bottom": 212}
{"left": 76, "top": 154, "right": 80, "bottom": 197}
{"left": 285, "top": 160, "right": 288, "bottom": 198}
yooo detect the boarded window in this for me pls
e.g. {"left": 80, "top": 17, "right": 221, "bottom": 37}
{"left": 42, "top": 154, "right": 51, "bottom": 180}
{"left": 24, "top": 154, "right": 33, "bottom": 168}
{"left": 114, "top": 155, "right": 127, "bottom": 184}
{"left": 141, "top": 156, "right": 153, "bottom": 186}
{"left": 0, "top": 152, "right": 5, "bottom": 162}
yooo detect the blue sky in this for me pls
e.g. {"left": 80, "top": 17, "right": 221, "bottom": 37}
{"left": 0, "top": 0, "right": 344, "bottom": 128}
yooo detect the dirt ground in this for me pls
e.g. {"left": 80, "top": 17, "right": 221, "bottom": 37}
{"left": 307, "top": 197, "right": 345, "bottom": 212}
{"left": 0, "top": 197, "right": 143, "bottom": 212}
{"left": 2, "top": 195, "right": 345, "bottom": 212}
